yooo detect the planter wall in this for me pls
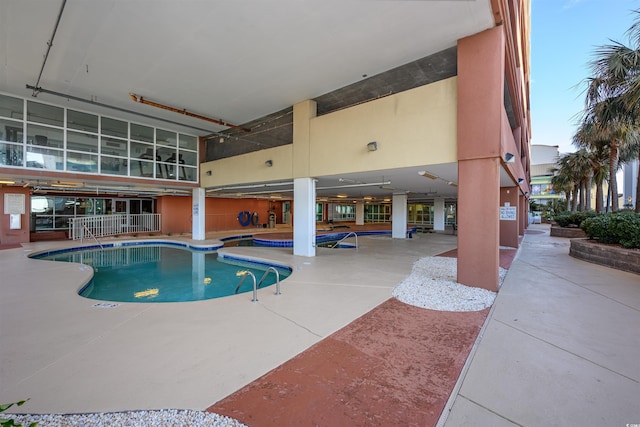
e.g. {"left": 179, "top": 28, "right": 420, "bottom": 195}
{"left": 570, "top": 238, "right": 640, "bottom": 275}
{"left": 550, "top": 226, "right": 587, "bottom": 238}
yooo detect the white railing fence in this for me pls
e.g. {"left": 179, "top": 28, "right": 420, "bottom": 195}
{"left": 69, "top": 214, "right": 161, "bottom": 241}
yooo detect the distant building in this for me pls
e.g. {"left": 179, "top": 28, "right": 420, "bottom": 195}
{"left": 622, "top": 161, "right": 639, "bottom": 209}
{"left": 530, "top": 145, "right": 562, "bottom": 207}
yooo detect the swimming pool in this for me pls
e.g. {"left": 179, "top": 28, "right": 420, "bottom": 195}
{"left": 32, "top": 243, "right": 291, "bottom": 303}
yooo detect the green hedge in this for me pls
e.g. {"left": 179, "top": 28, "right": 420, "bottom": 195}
{"left": 580, "top": 210, "right": 640, "bottom": 249}
{"left": 553, "top": 210, "right": 597, "bottom": 228}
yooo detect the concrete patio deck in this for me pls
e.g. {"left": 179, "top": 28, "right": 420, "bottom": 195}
{"left": 1, "top": 224, "right": 638, "bottom": 426}
{"left": 0, "top": 228, "right": 458, "bottom": 414}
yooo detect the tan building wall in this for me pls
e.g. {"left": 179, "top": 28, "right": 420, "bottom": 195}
{"left": 200, "top": 78, "right": 458, "bottom": 188}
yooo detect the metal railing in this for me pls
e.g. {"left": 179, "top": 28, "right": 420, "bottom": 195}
{"left": 82, "top": 224, "right": 103, "bottom": 248}
{"left": 69, "top": 214, "right": 161, "bottom": 240}
{"left": 235, "top": 271, "right": 258, "bottom": 302}
{"left": 331, "top": 231, "right": 358, "bottom": 248}
{"left": 257, "top": 267, "right": 282, "bottom": 295}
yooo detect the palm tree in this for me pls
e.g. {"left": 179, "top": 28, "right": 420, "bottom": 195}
{"left": 573, "top": 122, "right": 610, "bottom": 213}
{"left": 552, "top": 152, "right": 591, "bottom": 211}
{"left": 550, "top": 169, "right": 574, "bottom": 211}
{"left": 586, "top": 10, "right": 640, "bottom": 211}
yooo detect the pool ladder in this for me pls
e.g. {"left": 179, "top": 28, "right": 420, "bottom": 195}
{"left": 234, "top": 267, "right": 281, "bottom": 302}
{"left": 331, "top": 231, "right": 358, "bottom": 249}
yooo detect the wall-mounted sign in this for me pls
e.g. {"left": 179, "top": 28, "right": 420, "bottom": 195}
{"left": 500, "top": 206, "right": 517, "bottom": 221}
{"left": 4, "top": 193, "right": 25, "bottom": 215}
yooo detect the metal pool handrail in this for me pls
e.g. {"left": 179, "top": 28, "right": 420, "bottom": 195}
{"left": 235, "top": 271, "right": 258, "bottom": 302}
{"left": 82, "top": 224, "right": 103, "bottom": 249}
{"left": 257, "top": 267, "right": 281, "bottom": 295}
{"left": 332, "top": 231, "right": 358, "bottom": 249}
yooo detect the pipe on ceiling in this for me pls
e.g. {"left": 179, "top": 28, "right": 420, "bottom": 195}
{"left": 32, "top": 0, "right": 67, "bottom": 97}
{"left": 129, "top": 93, "right": 251, "bottom": 132}
{"left": 25, "top": 85, "right": 214, "bottom": 134}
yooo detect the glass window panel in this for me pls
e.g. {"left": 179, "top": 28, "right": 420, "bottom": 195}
{"left": 68, "top": 110, "right": 98, "bottom": 133}
{"left": 0, "top": 142, "right": 23, "bottom": 166}
{"left": 0, "top": 119, "right": 24, "bottom": 143}
{"left": 34, "top": 215, "right": 54, "bottom": 231}
{"left": 131, "top": 141, "right": 154, "bottom": 159}
{"left": 156, "top": 129, "right": 177, "bottom": 147}
{"left": 178, "top": 150, "right": 196, "bottom": 166}
{"left": 101, "top": 136, "right": 128, "bottom": 156}
{"left": 94, "top": 199, "right": 106, "bottom": 215}
{"left": 179, "top": 134, "right": 197, "bottom": 150}
{"left": 157, "top": 146, "right": 176, "bottom": 163}
{"left": 101, "top": 117, "right": 128, "bottom": 138}
{"left": 130, "top": 200, "right": 141, "bottom": 215}
{"left": 54, "top": 216, "right": 72, "bottom": 230}
{"left": 31, "top": 196, "right": 53, "bottom": 214}
{"left": 75, "top": 198, "right": 91, "bottom": 215}
{"left": 130, "top": 123, "right": 154, "bottom": 143}
{"left": 67, "top": 130, "right": 99, "bottom": 153}
{"left": 0, "top": 94, "right": 24, "bottom": 120}
{"left": 178, "top": 166, "right": 196, "bottom": 181}
{"left": 55, "top": 197, "right": 77, "bottom": 215}
{"left": 67, "top": 152, "right": 98, "bottom": 173}
{"left": 27, "top": 101, "right": 63, "bottom": 126}
{"left": 130, "top": 160, "right": 154, "bottom": 178}
{"left": 141, "top": 200, "right": 153, "bottom": 213}
{"left": 27, "top": 124, "right": 63, "bottom": 149}
{"left": 101, "top": 156, "right": 128, "bottom": 176}
{"left": 26, "top": 146, "right": 63, "bottom": 170}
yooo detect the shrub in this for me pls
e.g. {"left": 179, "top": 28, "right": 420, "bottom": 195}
{"left": 581, "top": 210, "right": 640, "bottom": 249}
{"left": 0, "top": 400, "right": 37, "bottom": 427}
{"left": 554, "top": 210, "right": 597, "bottom": 228}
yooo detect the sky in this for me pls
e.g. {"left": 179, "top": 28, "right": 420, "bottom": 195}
{"left": 530, "top": 0, "right": 640, "bottom": 154}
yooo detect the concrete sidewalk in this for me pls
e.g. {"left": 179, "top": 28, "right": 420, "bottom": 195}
{"left": 441, "top": 224, "right": 640, "bottom": 426}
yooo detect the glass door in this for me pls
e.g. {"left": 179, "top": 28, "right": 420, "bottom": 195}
{"left": 113, "top": 199, "right": 129, "bottom": 231}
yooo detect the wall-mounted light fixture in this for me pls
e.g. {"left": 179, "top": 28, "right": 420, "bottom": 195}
{"left": 367, "top": 141, "right": 378, "bottom": 151}
{"left": 205, "top": 170, "right": 212, "bottom": 176}
{"left": 418, "top": 170, "right": 438, "bottom": 180}
{"left": 0, "top": 180, "right": 16, "bottom": 185}
{"left": 504, "top": 152, "right": 515, "bottom": 163}
{"left": 517, "top": 177, "right": 524, "bottom": 183}
{"left": 265, "top": 160, "right": 273, "bottom": 167}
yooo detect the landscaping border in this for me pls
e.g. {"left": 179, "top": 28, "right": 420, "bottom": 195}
{"left": 550, "top": 226, "right": 587, "bottom": 238}
{"left": 570, "top": 238, "right": 640, "bottom": 275}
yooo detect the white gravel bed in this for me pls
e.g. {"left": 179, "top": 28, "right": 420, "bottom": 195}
{"left": 392, "top": 256, "right": 505, "bottom": 312}
{"left": 5, "top": 409, "right": 248, "bottom": 427}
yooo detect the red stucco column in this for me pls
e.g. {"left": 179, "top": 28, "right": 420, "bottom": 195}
{"left": 457, "top": 27, "right": 505, "bottom": 291}
{"left": 457, "top": 158, "right": 500, "bottom": 290}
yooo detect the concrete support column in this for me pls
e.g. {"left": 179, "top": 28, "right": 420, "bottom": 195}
{"left": 192, "top": 187, "right": 205, "bottom": 240}
{"left": 392, "top": 193, "right": 407, "bottom": 239}
{"left": 355, "top": 202, "right": 365, "bottom": 225}
{"left": 457, "top": 27, "right": 505, "bottom": 291}
{"left": 500, "top": 187, "right": 519, "bottom": 248}
{"left": 293, "top": 177, "right": 316, "bottom": 257}
{"left": 433, "top": 198, "right": 445, "bottom": 231}
{"left": 458, "top": 158, "right": 500, "bottom": 290}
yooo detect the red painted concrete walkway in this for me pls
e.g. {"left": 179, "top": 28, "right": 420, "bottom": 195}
{"left": 207, "top": 249, "right": 516, "bottom": 426}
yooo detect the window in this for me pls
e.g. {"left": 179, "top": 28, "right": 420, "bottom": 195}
{"left": 0, "top": 94, "right": 24, "bottom": 120}
{"left": 2, "top": 94, "right": 198, "bottom": 181}
{"left": 27, "top": 101, "right": 63, "bottom": 127}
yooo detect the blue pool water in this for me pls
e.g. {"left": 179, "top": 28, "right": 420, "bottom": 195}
{"left": 34, "top": 244, "right": 291, "bottom": 303}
